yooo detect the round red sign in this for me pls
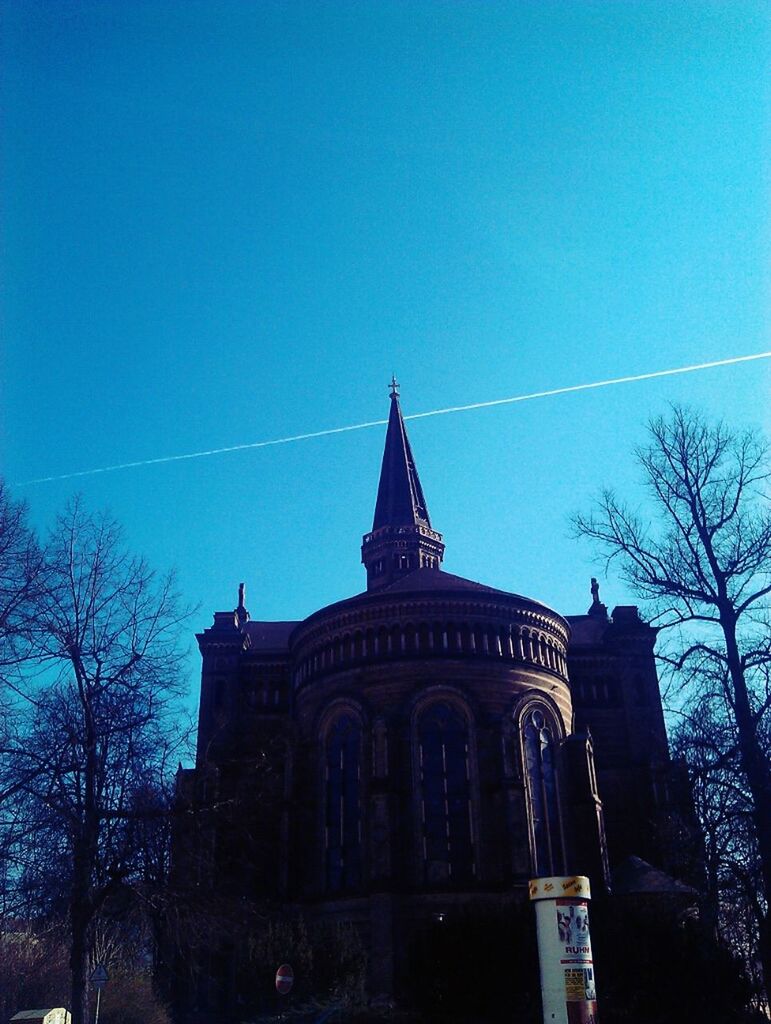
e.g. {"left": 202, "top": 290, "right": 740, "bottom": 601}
{"left": 275, "top": 963, "right": 294, "bottom": 995}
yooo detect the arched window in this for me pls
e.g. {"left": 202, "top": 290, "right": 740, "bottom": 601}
{"left": 522, "top": 706, "right": 565, "bottom": 877}
{"left": 418, "top": 702, "right": 474, "bottom": 884}
{"left": 324, "top": 714, "right": 362, "bottom": 892}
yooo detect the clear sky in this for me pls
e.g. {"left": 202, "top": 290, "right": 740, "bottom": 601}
{"left": 3, "top": 1, "right": 770, "bottom": 699}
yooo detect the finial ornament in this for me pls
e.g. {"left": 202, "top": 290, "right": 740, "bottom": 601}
{"left": 587, "top": 577, "right": 607, "bottom": 617}
{"left": 236, "top": 582, "right": 249, "bottom": 626}
{"left": 389, "top": 375, "right": 400, "bottom": 398}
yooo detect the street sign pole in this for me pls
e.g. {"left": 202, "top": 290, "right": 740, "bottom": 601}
{"left": 90, "top": 964, "right": 109, "bottom": 1024}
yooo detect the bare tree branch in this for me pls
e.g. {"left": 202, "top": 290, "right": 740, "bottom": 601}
{"left": 575, "top": 405, "right": 771, "bottom": 996}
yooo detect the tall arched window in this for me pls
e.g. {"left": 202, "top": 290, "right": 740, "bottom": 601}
{"left": 418, "top": 702, "right": 474, "bottom": 884}
{"left": 522, "top": 706, "right": 565, "bottom": 877}
{"left": 325, "top": 714, "right": 362, "bottom": 892}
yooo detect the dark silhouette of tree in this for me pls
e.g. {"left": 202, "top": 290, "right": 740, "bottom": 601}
{"left": 589, "top": 896, "right": 761, "bottom": 1024}
{"left": 670, "top": 678, "right": 769, "bottom": 1008}
{"left": 0, "top": 481, "right": 47, "bottom": 701}
{"left": 0, "top": 919, "right": 70, "bottom": 1022}
{"left": 574, "top": 406, "right": 771, "bottom": 994}
{"left": 0, "top": 499, "right": 189, "bottom": 1024}
{"left": 0, "top": 911, "right": 174, "bottom": 1024}
{"left": 0, "top": 482, "right": 53, "bottom": 968}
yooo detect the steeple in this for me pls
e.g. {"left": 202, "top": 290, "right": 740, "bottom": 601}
{"left": 372, "top": 377, "right": 432, "bottom": 530}
{"left": 362, "top": 381, "right": 445, "bottom": 590}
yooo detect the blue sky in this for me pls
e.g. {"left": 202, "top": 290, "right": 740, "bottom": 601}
{"left": 3, "top": 1, "right": 770, "bottom": 697}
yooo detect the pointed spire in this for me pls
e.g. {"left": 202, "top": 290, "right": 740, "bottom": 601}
{"left": 372, "top": 379, "right": 431, "bottom": 530}
{"left": 362, "top": 382, "right": 444, "bottom": 590}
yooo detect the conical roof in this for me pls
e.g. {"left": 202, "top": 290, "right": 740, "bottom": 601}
{"left": 372, "top": 382, "right": 431, "bottom": 530}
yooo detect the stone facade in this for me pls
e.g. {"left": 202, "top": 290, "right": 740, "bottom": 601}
{"left": 174, "top": 385, "right": 685, "bottom": 1015}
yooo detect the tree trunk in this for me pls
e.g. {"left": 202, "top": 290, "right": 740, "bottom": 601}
{"left": 70, "top": 653, "right": 98, "bottom": 1024}
{"left": 702, "top": 856, "right": 721, "bottom": 944}
{"left": 69, "top": 869, "right": 91, "bottom": 1024}
{"left": 722, "top": 614, "right": 771, "bottom": 993}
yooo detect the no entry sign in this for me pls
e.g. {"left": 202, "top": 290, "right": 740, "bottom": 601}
{"left": 275, "top": 963, "right": 294, "bottom": 995}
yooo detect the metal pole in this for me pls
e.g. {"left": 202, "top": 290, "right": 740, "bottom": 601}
{"left": 93, "top": 987, "right": 102, "bottom": 1024}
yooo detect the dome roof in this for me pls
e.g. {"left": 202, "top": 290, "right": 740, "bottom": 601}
{"left": 293, "top": 565, "right": 569, "bottom": 646}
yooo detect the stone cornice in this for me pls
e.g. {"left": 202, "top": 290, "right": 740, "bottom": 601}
{"left": 292, "top": 591, "right": 569, "bottom": 652}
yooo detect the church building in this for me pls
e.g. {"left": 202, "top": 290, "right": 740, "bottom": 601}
{"left": 175, "top": 383, "right": 685, "bottom": 1013}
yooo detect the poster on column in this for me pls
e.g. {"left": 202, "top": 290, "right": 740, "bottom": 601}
{"left": 556, "top": 897, "right": 598, "bottom": 1024}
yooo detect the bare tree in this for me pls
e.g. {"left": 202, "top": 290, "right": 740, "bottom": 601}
{"left": 0, "top": 919, "right": 70, "bottom": 1023}
{"left": 574, "top": 406, "right": 771, "bottom": 991}
{"left": 670, "top": 679, "right": 768, "bottom": 1007}
{"left": 0, "top": 482, "right": 51, "bottom": 937}
{"left": 0, "top": 480, "right": 47, "bottom": 697}
{"left": 0, "top": 499, "right": 189, "bottom": 1024}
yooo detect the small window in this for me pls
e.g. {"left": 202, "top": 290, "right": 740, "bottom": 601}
{"left": 634, "top": 675, "right": 648, "bottom": 705}
{"left": 213, "top": 677, "right": 225, "bottom": 710}
{"left": 325, "top": 715, "right": 362, "bottom": 892}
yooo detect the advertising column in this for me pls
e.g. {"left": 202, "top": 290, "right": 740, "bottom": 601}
{"left": 529, "top": 875, "right": 598, "bottom": 1024}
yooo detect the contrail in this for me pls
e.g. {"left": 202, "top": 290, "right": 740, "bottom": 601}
{"left": 15, "top": 351, "right": 771, "bottom": 486}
